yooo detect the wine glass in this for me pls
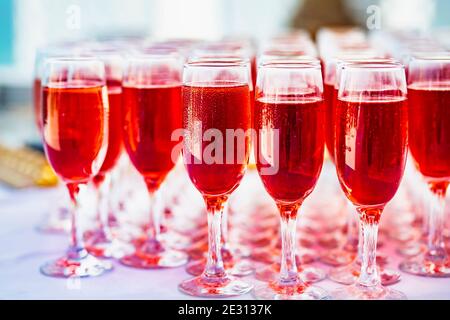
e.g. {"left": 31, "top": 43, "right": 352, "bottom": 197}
{"left": 40, "top": 57, "right": 113, "bottom": 277}
{"left": 325, "top": 59, "right": 401, "bottom": 286}
{"left": 83, "top": 51, "right": 134, "bottom": 259}
{"left": 181, "top": 57, "right": 255, "bottom": 277}
{"left": 178, "top": 58, "right": 253, "bottom": 297}
{"left": 119, "top": 51, "right": 189, "bottom": 269}
{"left": 332, "top": 61, "right": 408, "bottom": 299}
{"left": 400, "top": 53, "right": 450, "bottom": 277}
{"left": 252, "top": 59, "right": 330, "bottom": 300}
{"left": 34, "top": 45, "right": 80, "bottom": 234}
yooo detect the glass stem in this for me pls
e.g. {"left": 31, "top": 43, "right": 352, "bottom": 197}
{"left": 221, "top": 201, "right": 229, "bottom": 249}
{"left": 99, "top": 174, "right": 113, "bottom": 239}
{"left": 357, "top": 217, "right": 364, "bottom": 261}
{"left": 278, "top": 203, "right": 300, "bottom": 284}
{"left": 94, "top": 185, "right": 104, "bottom": 230}
{"left": 147, "top": 191, "right": 160, "bottom": 241}
{"left": 345, "top": 200, "right": 359, "bottom": 252}
{"left": 204, "top": 196, "right": 227, "bottom": 278}
{"left": 426, "top": 182, "right": 448, "bottom": 260}
{"left": 66, "top": 183, "right": 86, "bottom": 257}
{"left": 357, "top": 207, "right": 382, "bottom": 287}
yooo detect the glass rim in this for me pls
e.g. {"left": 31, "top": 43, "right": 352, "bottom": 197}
{"left": 343, "top": 61, "right": 404, "bottom": 70}
{"left": 188, "top": 55, "right": 251, "bottom": 64}
{"left": 337, "top": 58, "right": 398, "bottom": 68}
{"left": 259, "top": 58, "right": 321, "bottom": 69}
{"left": 184, "top": 57, "right": 250, "bottom": 68}
{"left": 410, "top": 52, "right": 450, "bottom": 62}
{"left": 44, "top": 56, "right": 104, "bottom": 65}
{"left": 328, "top": 54, "right": 391, "bottom": 63}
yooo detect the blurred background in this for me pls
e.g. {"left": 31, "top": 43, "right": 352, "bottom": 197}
{"left": 0, "top": 0, "right": 449, "bottom": 146}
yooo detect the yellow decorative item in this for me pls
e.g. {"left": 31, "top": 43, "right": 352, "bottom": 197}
{"left": 0, "top": 145, "right": 58, "bottom": 188}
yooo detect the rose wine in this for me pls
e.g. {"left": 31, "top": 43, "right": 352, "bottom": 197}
{"left": 97, "top": 81, "right": 123, "bottom": 175}
{"left": 251, "top": 56, "right": 257, "bottom": 89}
{"left": 408, "top": 85, "right": 450, "bottom": 180}
{"left": 324, "top": 83, "right": 337, "bottom": 160}
{"left": 34, "top": 78, "right": 43, "bottom": 133}
{"left": 183, "top": 84, "right": 251, "bottom": 196}
{"left": 122, "top": 85, "right": 182, "bottom": 191}
{"left": 255, "top": 96, "right": 325, "bottom": 203}
{"left": 335, "top": 97, "right": 408, "bottom": 207}
{"left": 42, "top": 85, "right": 107, "bottom": 183}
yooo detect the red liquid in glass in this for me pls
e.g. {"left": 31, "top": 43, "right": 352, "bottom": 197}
{"left": 335, "top": 97, "right": 408, "bottom": 207}
{"left": 98, "top": 83, "right": 123, "bottom": 175}
{"left": 255, "top": 97, "right": 325, "bottom": 203}
{"left": 183, "top": 84, "right": 251, "bottom": 196}
{"left": 42, "top": 85, "right": 107, "bottom": 183}
{"left": 324, "top": 83, "right": 337, "bottom": 160}
{"left": 122, "top": 85, "right": 182, "bottom": 191}
{"left": 408, "top": 86, "right": 450, "bottom": 180}
{"left": 33, "top": 78, "right": 43, "bottom": 133}
{"left": 251, "top": 56, "right": 257, "bottom": 89}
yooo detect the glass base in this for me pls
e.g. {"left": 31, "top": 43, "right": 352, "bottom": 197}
{"left": 320, "top": 249, "right": 356, "bottom": 266}
{"left": 159, "top": 231, "right": 192, "bottom": 251}
{"left": 317, "top": 233, "right": 342, "bottom": 249}
{"left": 329, "top": 262, "right": 401, "bottom": 286}
{"left": 396, "top": 242, "right": 425, "bottom": 257}
{"left": 85, "top": 232, "right": 134, "bottom": 259}
{"left": 120, "top": 240, "right": 188, "bottom": 269}
{"left": 249, "top": 248, "right": 316, "bottom": 265}
{"left": 179, "top": 274, "right": 253, "bottom": 298}
{"left": 40, "top": 249, "right": 113, "bottom": 278}
{"left": 399, "top": 255, "right": 450, "bottom": 277}
{"left": 250, "top": 247, "right": 278, "bottom": 264}
{"left": 186, "top": 258, "right": 254, "bottom": 277}
{"left": 255, "top": 263, "right": 326, "bottom": 283}
{"left": 332, "top": 283, "right": 407, "bottom": 300}
{"left": 186, "top": 240, "right": 208, "bottom": 260}
{"left": 253, "top": 280, "right": 330, "bottom": 300}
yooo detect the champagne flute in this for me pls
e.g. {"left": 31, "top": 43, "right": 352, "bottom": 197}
{"left": 40, "top": 57, "right": 113, "bottom": 277}
{"left": 179, "top": 58, "right": 253, "bottom": 297}
{"left": 332, "top": 61, "right": 408, "bottom": 299}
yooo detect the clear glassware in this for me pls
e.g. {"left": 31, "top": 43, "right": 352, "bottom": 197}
{"left": 252, "top": 59, "right": 330, "bottom": 300}
{"left": 181, "top": 56, "right": 255, "bottom": 277}
{"left": 83, "top": 51, "right": 134, "bottom": 259}
{"left": 178, "top": 58, "right": 253, "bottom": 297}
{"left": 40, "top": 57, "right": 113, "bottom": 277}
{"left": 34, "top": 45, "right": 81, "bottom": 234}
{"left": 119, "top": 51, "right": 188, "bottom": 269}
{"left": 331, "top": 61, "right": 408, "bottom": 299}
{"left": 399, "top": 54, "right": 450, "bottom": 277}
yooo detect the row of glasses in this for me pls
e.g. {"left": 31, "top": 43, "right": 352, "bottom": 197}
{"left": 36, "top": 37, "right": 449, "bottom": 299}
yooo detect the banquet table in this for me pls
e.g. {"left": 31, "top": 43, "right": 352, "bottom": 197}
{"left": 1, "top": 167, "right": 450, "bottom": 301}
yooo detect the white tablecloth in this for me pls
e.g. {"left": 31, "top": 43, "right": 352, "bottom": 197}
{"left": 1, "top": 168, "right": 450, "bottom": 300}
